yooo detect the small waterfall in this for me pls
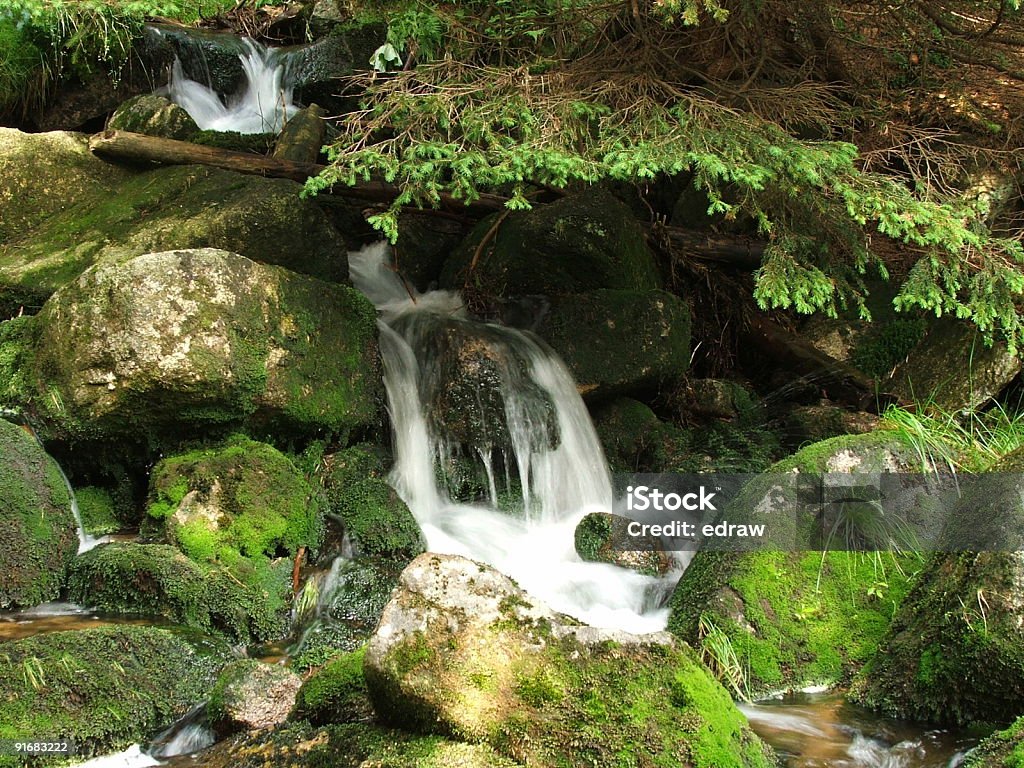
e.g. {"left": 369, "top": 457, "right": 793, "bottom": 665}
{"left": 149, "top": 704, "right": 216, "bottom": 759}
{"left": 8, "top": 417, "right": 105, "bottom": 554}
{"left": 349, "top": 243, "right": 675, "bottom": 632}
{"left": 54, "top": 464, "right": 105, "bottom": 554}
{"left": 166, "top": 38, "right": 297, "bottom": 134}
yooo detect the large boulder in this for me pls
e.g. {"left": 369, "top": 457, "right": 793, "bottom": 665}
{"left": 68, "top": 542, "right": 291, "bottom": 643}
{"left": 0, "top": 129, "right": 130, "bottom": 314}
{"left": 0, "top": 626, "right": 227, "bottom": 761}
{"left": 20, "top": 250, "right": 380, "bottom": 446}
{"left": 364, "top": 553, "right": 774, "bottom": 768}
{"left": 535, "top": 289, "right": 691, "bottom": 398}
{"left": 441, "top": 188, "right": 661, "bottom": 297}
{"left": 668, "top": 431, "right": 945, "bottom": 696}
{"left": 850, "top": 449, "right": 1024, "bottom": 725}
{"left": 0, "top": 418, "right": 77, "bottom": 609}
{"left": 208, "top": 659, "right": 303, "bottom": 733}
{"left": 885, "top": 318, "right": 1021, "bottom": 413}
{"left": 1, "top": 162, "right": 353, "bottom": 316}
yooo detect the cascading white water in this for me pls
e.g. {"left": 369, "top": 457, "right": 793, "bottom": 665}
{"left": 167, "top": 38, "right": 297, "bottom": 134}
{"left": 348, "top": 243, "right": 677, "bottom": 632}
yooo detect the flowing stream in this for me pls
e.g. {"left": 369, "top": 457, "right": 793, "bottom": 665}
{"left": 163, "top": 37, "right": 297, "bottom": 134}
{"left": 348, "top": 242, "right": 677, "bottom": 632}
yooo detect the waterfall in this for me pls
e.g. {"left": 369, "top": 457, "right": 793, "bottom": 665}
{"left": 166, "top": 38, "right": 297, "bottom": 134}
{"left": 348, "top": 243, "right": 675, "bottom": 633}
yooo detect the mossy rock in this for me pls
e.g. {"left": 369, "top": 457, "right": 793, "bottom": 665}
{"left": 574, "top": 511, "right": 672, "bottom": 576}
{"left": 535, "top": 289, "right": 691, "bottom": 399}
{"left": 963, "top": 715, "right": 1024, "bottom": 767}
{"left": 195, "top": 721, "right": 521, "bottom": 768}
{"left": 365, "top": 553, "right": 774, "bottom": 768}
{"left": 0, "top": 316, "right": 37, "bottom": 407}
{"left": 68, "top": 542, "right": 291, "bottom": 643}
{"left": 0, "top": 129, "right": 130, "bottom": 251}
{"left": 441, "top": 187, "right": 661, "bottom": 297}
{"left": 0, "top": 418, "right": 77, "bottom": 609}
{"left": 850, "top": 450, "right": 1024, "bottom": 726}
{"left": 885, "top": 318, "right": 1021, "bottom": 414}
{"left": 146, "top": 436, "right": 322, "bottom": 563}
{"left": 108, "top": 94, "right": 199, "bottom": 140}
{"left": 290, "top": 559, "right": 402, "bottom": 671}
{"left": 592, "top": 397, "right": 688, "bottom": 473}
{"left": 324, "top": 475, "right": 424, "bottom": 562}
{"left": 0, "top": 163, "right": 352, "bottom": 316}
{"left": 74, "top": 486, "right": 120, "bottom": 536}
{"left": 667, "top": 431, "right": 938, "bottom": 696}
{"left": 291, "top": 646, "right": 375, "bottom": 726}
{"left": 23, "top": 249, "right": 381, "bottom": 448}
{"left": 208, "top": 659, "right": 302, "bottom": 733}
{"left": 0, "top": 626, "right": 227, "bottom": 764}
{"left": 399, "top": 315, "right": 558, "bottom": 451}
{"left": 190, "top": 130, "right": 277, "bottom": 153}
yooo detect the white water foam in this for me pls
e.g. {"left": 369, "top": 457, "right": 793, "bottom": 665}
{"left": 167, "top": 38, "right": 297, "bottom": 134}
{"left": 349, "top": 243, "right": 678, "bottom": 633}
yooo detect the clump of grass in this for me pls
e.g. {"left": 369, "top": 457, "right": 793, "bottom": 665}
{"left": 881, "top": 400, "right": 1024, "bottom": 473}
{"left": 697, "top": 614, "right": 750, "bottom": 702}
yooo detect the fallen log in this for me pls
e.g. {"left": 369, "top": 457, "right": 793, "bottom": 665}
{"left": 87, "top": 129, "right": 508, "bottom": 215}
{"left": 88, "top": 130, "right": 772, "bottom": 265}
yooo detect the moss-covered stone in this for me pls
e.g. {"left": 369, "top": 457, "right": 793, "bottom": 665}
{"left": 208, "top": 659, "right": 302, "bottom": 733}
{"left": 74, "top": 486, "right": 120, "bottom": 536}
{"left": 190, "top": 130, "right": 278, "bottom": 153}
{"left": 291, "top": 646, "right": 374, "bottom": 726}
{"left": 0, "top": 316, "right": 37, "bottom": 407}
{"left": 146, "top": 436, "right": 321, "bottom": 562}
{"left": 108, "top": 94, "right": 199, "bottom": 140}
{"left": 850, "top": 450, "right": 1024, "bottom": 726}
{"left": 667, "top": 431, "right": 935, "bottom": 696}
{"left": 24, "top": 249, "right": 380, "bottom": 447}
{"left": 441, "top": 188, "right": 661, "bottom": 297}
{"left": 0, "top": 418, "right": 77, "bottom": 609}
{"left": 325, "top": 476, "right": 425, "bottom": 561}
{"left": 0, "top": 163, "right": 352, "bottom": 314}
{"left": 963, "top": 715, "right": 1024, "bottom": 767}
{"left": 365, "top": 553, "right": 774, "bottom": 768}
{"left": 592, "top": 397, "right": 688, "bottom": 473}
{"left": 0, "top": 129, "right": 130, "bottom": 249}
{"left": 195, "top": 721, "right": 522, "bottom": 768}
{"left": 321, "top": 448, "right": 424, "bottom": 562}
{"left": 574, "top": 511, "right": 672, "bottom": 576}
{"left": 68, "top": 542, "right": 291, "bottom": 643}
{"left": 535, "top": 289, "right": 691, "bottom": 399}
{"left": 0, "top": 626, "right": 226, "bottom": 763}
{"left": 885, "top": 318, "right": 1021, "bottom": 413}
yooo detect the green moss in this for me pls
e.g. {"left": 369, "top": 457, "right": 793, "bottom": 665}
{"left": 74, "top": 486, "right": 120, "bottom": 536}
{"left": 851, "top": 316, "right": 928, "bottom": 378}
{"left": 0, "top": 418, "right": 77, "bottom": 609}
{"left": 0, "top": 316, "right": 38, "bottom": 409}
{"left": 292, "top": 646, "right": 374, "bottom": 726}
{"left": 146, "top": 436, "right": 322, "bottom": 563}
{"left": 190, "top": 130, "right": 276, "bottom": 153}
{"left": 322, "top": 445, "right": 424, "bottom": 562}
{"left": 851, "top": 551, "right": 1024, "bottom": 726}
{"left": 964, "top": 715, "right": 1024, "bottom": 767}
{"left": 67, "top": 542, "right": 290, "bottom": 643}
{"left": 537, "top": 289, "right": 691, "bottom": 397}
{"left": 0, "top": 626, "right": 226, "bottom": 764}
